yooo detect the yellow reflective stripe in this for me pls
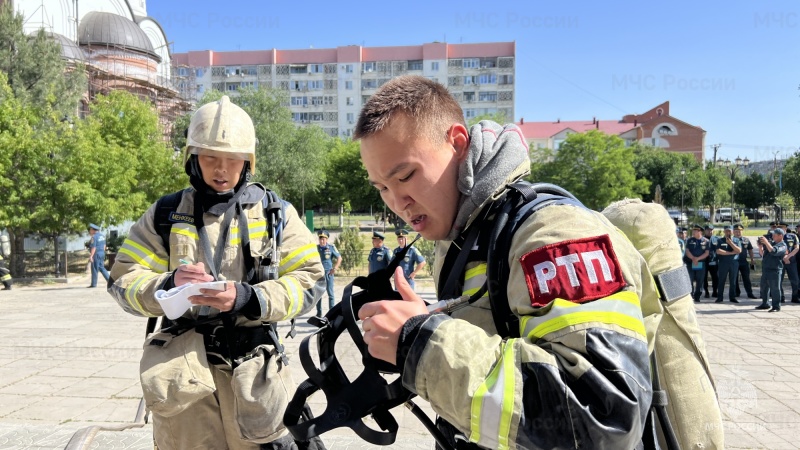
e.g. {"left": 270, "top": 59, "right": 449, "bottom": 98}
{"left": 520, "top": 291, "right": 645, "bottom": 340}
{"left": 172, "top": 223, "right": 197, "bottom": 240}
{"left": 463, "top": 263, "right": 488, "bottom": 297}
{"left": 470, "top": 340, "right": 517, "bottom": 450}
{"left": 125, "top": 273, "right": 158, "bottom": 315}
{"left": 279, "top": 276, "right": 303, "bottom": 320}
{"left": 231, "top": 220, "right": 268, "bottom": 245}
{"left": 118, "top": 240, "right": 168, "bottom": 273}
{"left": 279, "top": 243, "right": 317, "bottom": 275}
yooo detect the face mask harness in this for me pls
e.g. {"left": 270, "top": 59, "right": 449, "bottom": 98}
{"left": 283, "top": 236, "right": 456, "bottom": 450}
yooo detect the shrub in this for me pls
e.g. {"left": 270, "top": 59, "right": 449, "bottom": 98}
{"left": 334, "top": 227, "right": 365, "bottom": 275}
{"left": 412, "top": 236, "right": 435, "bottom": 276}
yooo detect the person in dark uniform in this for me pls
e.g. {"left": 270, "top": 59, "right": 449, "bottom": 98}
{"left": 676, "top": 227, "right": 686, "bottom": 257}
{"left": 87, "top": 223, "right": 110, "bottom": 288}
{"left": 733, "top": 224, "right": 758, "bottom": 299}
{"left": 778, "top": 221, "right": 799, "bottom": 303}
{"left": 686, "top": 224, "right": 710, "bottom": 302}
{"left": 757, "top": 227, "right": 787, "bottom": 312}
{"left": 367, "top": 231, "right": 393, "bottom": 274}
{"left": 715, "top": 225, "right": 741, "bottom": 303}
{"left": 316, "top": 230, "right": 342, "bottom": 316}
{"left": 393, "top": 229, "right": 426, "bottom": 291}
{"left": 702, "top": 224, "right": 719, "bottom": 298}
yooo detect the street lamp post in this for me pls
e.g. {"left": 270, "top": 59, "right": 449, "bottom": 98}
{"left": 680, "top": 169, "right": 686, "bottom": 227}
{"left": 731, "top": 180, "right": 735, "bottom": 225}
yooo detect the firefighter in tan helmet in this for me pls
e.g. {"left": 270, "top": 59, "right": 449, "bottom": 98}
{"left": 108, "top": 96, "right": 325, "bottom": 449}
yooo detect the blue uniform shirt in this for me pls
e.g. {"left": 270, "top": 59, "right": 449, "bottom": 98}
{"left": 686, "top": 237, "right": 709, "bottom": 270}
{"left": 716, "top": 236, "right": 742, "bottom": 262}
{"left": 90, "top": 232, "right": 106, "bottom": 256}
{"left": 784, "top": 233, "right": 798, "bottom": 263}
{"left": 394, "top": 245, "right": 425, "bottom": 280}
{"left": 368, "top": 246, "right": 393, "bottom": 274}
{"left": 317, "top": 243, "right": 341, "bottom": 271}
{"left": 763, "top": 240, "right": 787, "bottom": 270}
{"left": 738, "top": 237, "right": 753, "bottom": 265}
{"left": 705, "top": 235, "right": 719, "bottom": 265}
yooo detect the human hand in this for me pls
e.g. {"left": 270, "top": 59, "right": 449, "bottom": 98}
{"left": 358, "top": 267, "right": 429, "bottom": 365}
{"left": 174, "top": 261, "right": 214, "bottom": 287}
{"left": 188, "top": 281, "right": 237, "bottom": 312}
{"left": 409, "top": 271, "right": 417, "bottom": 280}
{"left": 328, "top": 268, "right": 335, "bottom": 276}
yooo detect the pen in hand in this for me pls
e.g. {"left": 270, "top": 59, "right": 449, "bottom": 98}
{"left": 179, "top": 259, "right": 191, "bottom": 265}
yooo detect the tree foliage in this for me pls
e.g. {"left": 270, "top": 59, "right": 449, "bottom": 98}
{"left": 334, "top": 227, "right": 365, "bottom": 275}
{"left": 307, "top": 139, "right": 380, "bottom": 212}
{"left": 467, "top": 112, "right": 512, "bottom": 128}
{"left": 631, "top": 144, "right": 703, "bottom": 207}
{"left": 531, "top": 130, "right": 650, "bottom": 210}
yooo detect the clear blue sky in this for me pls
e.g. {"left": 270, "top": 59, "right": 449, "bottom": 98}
{"left": 148, "top": 0, "right": 798, "bottom": 163}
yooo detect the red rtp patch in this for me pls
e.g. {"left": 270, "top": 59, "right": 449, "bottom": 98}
{"left": 520, "top": 235, "right": 625, "bottom": 307}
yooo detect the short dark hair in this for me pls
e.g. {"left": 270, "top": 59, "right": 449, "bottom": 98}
{"left": 354, "top": 75, "right": 465, "bottom": 144}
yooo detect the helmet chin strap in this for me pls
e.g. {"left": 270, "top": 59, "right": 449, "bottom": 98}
{"left": 185, "top": 155, "right": 250, "bottom": 197}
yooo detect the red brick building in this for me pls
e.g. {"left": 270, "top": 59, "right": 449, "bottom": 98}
{"left": 517, "top": 101, "right": 706, "bottom": 162}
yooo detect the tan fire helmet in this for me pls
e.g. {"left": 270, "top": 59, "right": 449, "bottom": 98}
{"left": 185, "top": 95, "right": 256, "bottom": 174}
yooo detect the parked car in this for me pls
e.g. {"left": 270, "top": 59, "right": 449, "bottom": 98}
{"left": 667, "top": 209, "right": 688, "bottom": 225}
{"left": 715, "top": 208, "right": 740, "bottom": 222}
{"left": 743, "top": 208, "right": 769, "bottom": 220}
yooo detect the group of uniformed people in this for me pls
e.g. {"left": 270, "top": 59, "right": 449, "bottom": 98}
{"left": 677, "top": 220, "right": 800, "bottom": 312}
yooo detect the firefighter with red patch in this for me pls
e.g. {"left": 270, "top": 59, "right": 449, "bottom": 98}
{"left": 354, "top": 76, "right": 651, "bottom": 449}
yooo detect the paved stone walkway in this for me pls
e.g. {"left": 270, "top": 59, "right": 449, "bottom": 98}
{"left": 0, "top": 274, "right": 798, "bottom": 449}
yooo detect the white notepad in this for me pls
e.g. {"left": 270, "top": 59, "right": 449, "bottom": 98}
{"left": 155, "top": 281, "right": 228, "bottom": 320}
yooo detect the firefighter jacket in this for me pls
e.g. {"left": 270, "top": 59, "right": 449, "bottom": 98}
{"left": 108, "top": 185, "right": 325, "bottom": 326}
{"left": 399, "top": 167, "right": 652, "bottom": 449}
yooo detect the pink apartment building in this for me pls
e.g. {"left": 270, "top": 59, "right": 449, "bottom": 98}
{"left": 172, "top": 41, "right": 515, "bottom": 139}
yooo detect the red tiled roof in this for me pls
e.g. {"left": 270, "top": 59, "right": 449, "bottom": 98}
{"left": 516, "top": 120, "right": 637, "bottom": 139}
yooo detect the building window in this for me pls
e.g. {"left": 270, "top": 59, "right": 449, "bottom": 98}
{"left": 362, "top": 95, "right": 370, "bottom": 105}
{"left": 408, "top": 60, "right": 423, "bottom": 71}
{"left": 178, "top": 67, "right": 188, "bottom": 76}
{"left": 197, "top": 84, "right": 205, "bottom": 94}
{"left": 225, "top": 66, "right": 241, "bottom": 76}
{"left": 309, "top": 64, "right": 324, "bottom": 73}
{"left": 362, "top": 62, "right": 376, "bottom": 73}
{"left": 227, "top": 83, "right": 239, "bottom": 91}
{"left": 463, "top": 75, "right": 477, "bottom": 85}
{"left": 479, "top": 91, "right": 497, "bottom": 102}
{"left": 293, "top": 112, "right": 309, "bottom": 122}
{"left": 346, "top": 97, "right": 354, "bottom": 106}
{"left": 290, "top": 65, "right": 308, "bottom": 74}
{"left": 291, "top": 96, "right": 308, "bottom": 106}
{"left": 290, "top": 80, "right": 308, "bottom": 91}
{"left": 241, "top": 81, "right": 257, "bottom": 89}
{"left": 480, "top": 58, "right": 497, "bottom": 68}
{"left": 478, "top": 74, "right": 497, "bottom": 84}
{"left": 345, "top": 80, "right": 353, "bottom": 90}
{"left": 195, "top": 68, "right": 204, "bottom": 77}
{"left": 324, "top": 96, "right": 335, "bottom": 105}
{"left": 347, "top": 112, "right": 355, "bottom": 123}
{"left": 311, "top": 96, "right": 323, "bottom": 106}
{"left": 431, "top": 61, "right": 439, "bottom": 71}
{"left": 344, "top": 64, "right": 354, "bottom": 73}
{"left": 362, "top": 79, "right": 378, "bottom": 89}
{"left": 462, "top": 58, "right": 479, "bottom": 69}
{"left": 498, "top": 74, "right": 514, "bottom": 85}
{"left": 464, "top": 92, "right": 475, "bottom": 102}
{"left": 309, "top": 80, "right": 324, "bottom": 90}
{"left": 310, "top": 112, "right": 324, "bottom": 121}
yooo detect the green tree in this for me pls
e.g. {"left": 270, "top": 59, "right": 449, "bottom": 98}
{"left": 631, "top": 144, "right": 703, "bottom": 207}
{"left": 413, "top": 237, "right": 435, "bottom": 276}
{"left": 467, "top": 111, "right": 511, "bottom": 128}
{"left": 532, "top": 130, "right": 650, "bottom": 210}
{"left": 311, "top": 139, "right": 380, "bottom": 212}
{"left": 334, "top": 227, "right": 365, "bottom": 275}
{"left": 736, "top": 173, "right": 776, "bottom": 226}
{"left": 780, "top": 153, "right": 800, "bottom": 206}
